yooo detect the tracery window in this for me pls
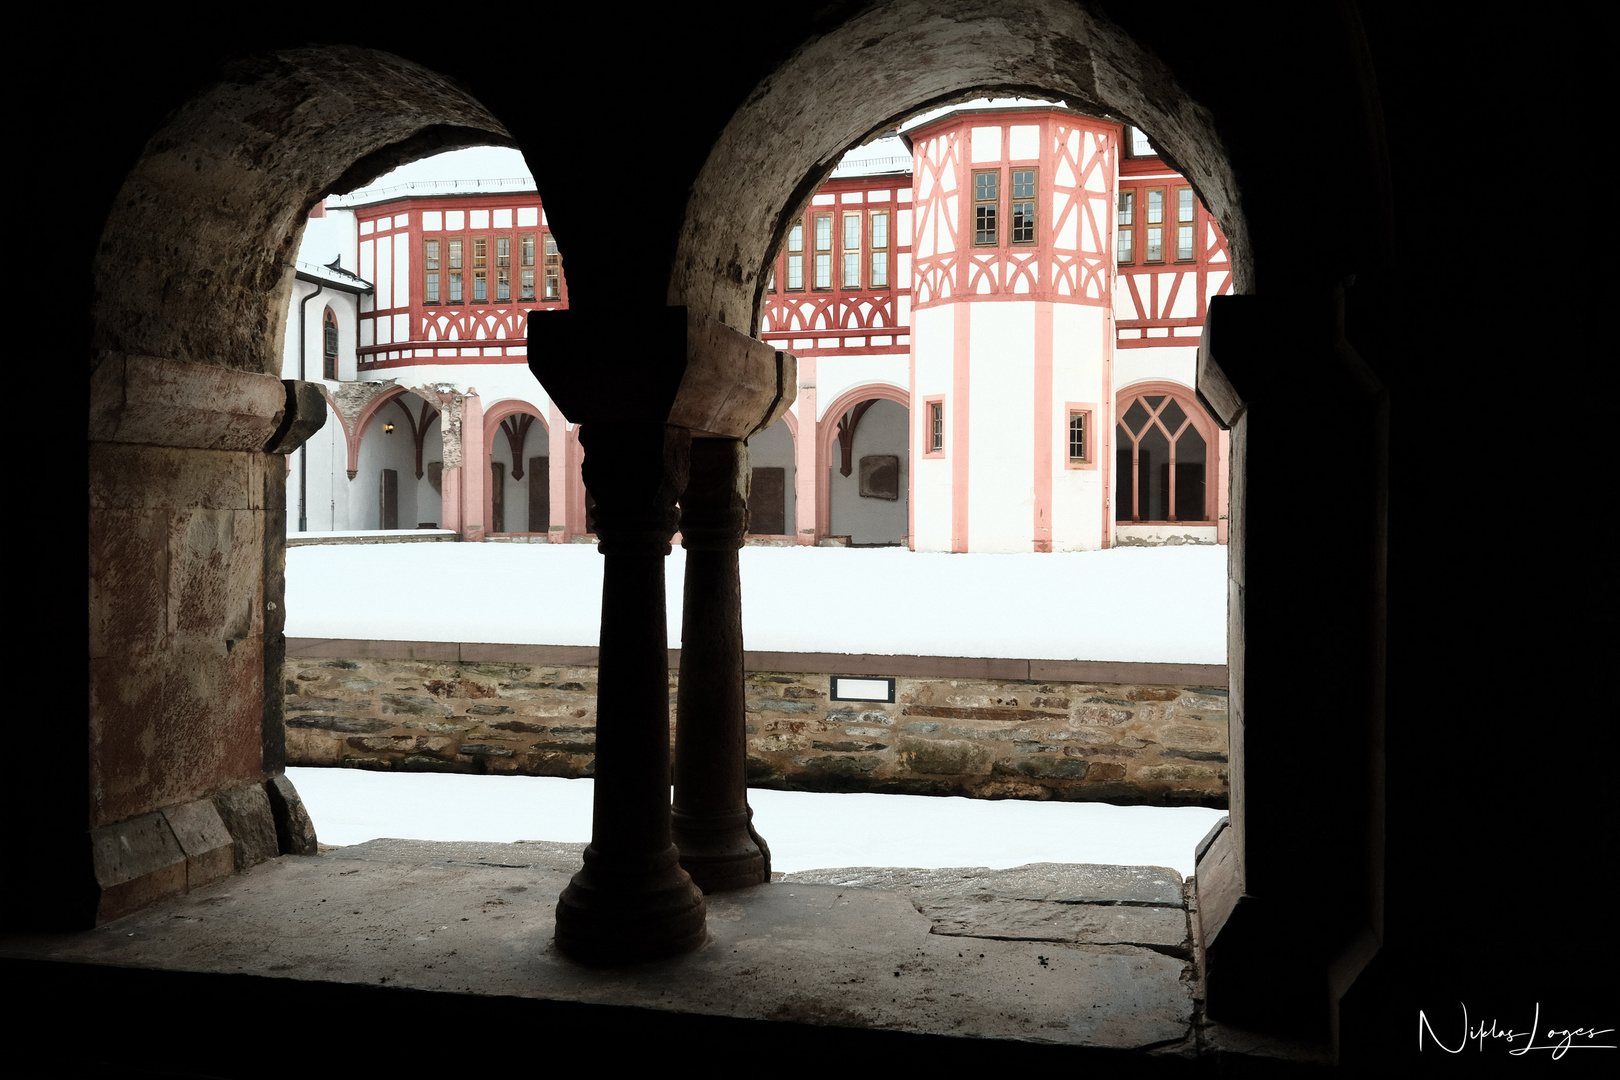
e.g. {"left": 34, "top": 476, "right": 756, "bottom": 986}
{"left": 1115, "top": 389, "right": 1212, "bottom": 522}
{"left": 322, "top": 307, "right": 339, "bottom": 380}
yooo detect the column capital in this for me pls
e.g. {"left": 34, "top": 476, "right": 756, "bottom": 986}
{"left": 679, "top": 437, "right": 749, "bottom": 552}
{"left": 580, "top": 423, "right": 690, "bottom": 555}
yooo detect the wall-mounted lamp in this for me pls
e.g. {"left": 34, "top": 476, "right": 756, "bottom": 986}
{"left": 383, "top": 422, "right": 395, "bottom": 434}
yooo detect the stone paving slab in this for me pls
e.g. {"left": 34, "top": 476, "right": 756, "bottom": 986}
{"left": 3, "top": 843, "right": 1195, "bottom": 1052}
{"left": 784, "top": 862, "right": 1186, "bottom": 906}
{"left": 918, "top": 896, "right": 1191, "bottom": 955}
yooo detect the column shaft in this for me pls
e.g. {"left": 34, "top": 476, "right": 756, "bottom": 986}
{"left": 554, "top": 422, "right": 706, "bottom": 964}
{"left": 672, "top": 438, "right": 770, "bottom": 891}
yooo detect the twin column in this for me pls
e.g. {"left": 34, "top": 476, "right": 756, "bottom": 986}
{"left": 552, "top": 424, "right": 769, "bottom": 965}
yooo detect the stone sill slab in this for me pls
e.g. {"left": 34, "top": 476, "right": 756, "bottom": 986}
{"left": 285, "top": 638, "right": 1227, "bottom": 687}
{"left": 0, "top": 840, "right": 1326, "bottom": 1068}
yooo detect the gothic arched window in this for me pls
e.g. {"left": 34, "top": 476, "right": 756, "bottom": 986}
{"left": 322, "top": 307, "right": 339, "bottom": 380}
{"left": 1115, "top": 387, "right": 1214, "bottom": 523}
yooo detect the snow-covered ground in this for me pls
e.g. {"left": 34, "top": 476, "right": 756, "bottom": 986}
{"left": 289, "top": 767, "right": 1226, "bottom": 876}
{"left": 286, "top": 542, "right": 1229, "bottom": 870}
{"left": 286, "top": 542, "right": 1227, "bottom": 663}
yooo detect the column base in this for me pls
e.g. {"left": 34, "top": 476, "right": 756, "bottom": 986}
{"left": 554, "top": 842, "right": 707, "bottom": 965}
{"left": 672, "top": 806, "right": 771, "bottom": 892}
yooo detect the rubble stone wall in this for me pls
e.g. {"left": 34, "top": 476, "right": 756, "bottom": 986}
{"left": 284, "top": 641, "right": 1228, "bottom": 807}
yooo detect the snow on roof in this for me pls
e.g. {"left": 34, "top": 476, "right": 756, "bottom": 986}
{"left": 830, "top": 134, "right": 913, "bottom": 178}
{"left": 294, "top": 257, "right": 372, "bottom": 292}
{"left": 897, "top": 96, "right": 1075, "bottom": 138}
{"left": 326, "top": 146, "right": 536, "bottom": 208}
{"left": 286, "top": 543, "right": 1227, "bottom": 665}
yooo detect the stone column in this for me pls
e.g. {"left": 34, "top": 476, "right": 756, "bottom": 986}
{"left": 554, "top": 422, "right": 706, "bottom": 964}
{"left": 671, "top": 437, "right": 770, "bottom": 892}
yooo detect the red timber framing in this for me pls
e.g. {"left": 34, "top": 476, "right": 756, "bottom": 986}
{"left": 761, "top": 174, "right": 912, "bottom": 361}
{"left": 909, "top": 108, "right": 1118, "bottom": 314}
{"left": 1113, "top": 150, "right": 1232, "bottom": 349}
{"left": 352, "top": 192, "right": 568, "bottom": 374}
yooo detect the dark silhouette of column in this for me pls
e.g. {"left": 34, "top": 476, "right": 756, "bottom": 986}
{"left": 672, "top": 437, "right": 770, "bottom": 891}
{"left": 554, "top": 422, "right": 706, "bottom": 964}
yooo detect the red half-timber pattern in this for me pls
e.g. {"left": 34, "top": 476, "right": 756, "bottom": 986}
{"left": 1113, "top": 179, "right": 1232, "bottom": 350}
{"left": 353, "top": 193, "right": 567, "bottom": 373}
{"left": 913, "top": 114, "right": 1116, "bottom": 311}
{"left": 912, "top": 131, "right": 962, "bottom": 307}
{"left": 759, "top": 174, "right": 913, "bottom": 360}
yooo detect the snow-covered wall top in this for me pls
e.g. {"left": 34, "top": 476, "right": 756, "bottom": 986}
{"left": 286, "top": 543, "right": 1226, "bottom": 664}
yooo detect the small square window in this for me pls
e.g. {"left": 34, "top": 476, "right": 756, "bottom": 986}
{"left": 923, "top": 398, "right": 946, "bottom": 458}
{"left": 1064, "top": 404, "right": 1097, "bottom": 470}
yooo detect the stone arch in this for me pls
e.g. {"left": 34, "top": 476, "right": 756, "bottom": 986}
{"left": 93, "top": 45, "right": 515, "bottom": 378}
{"left": 667, "top": 0, "right": 1251, "bottom": 336}
{"left": 815, "top": 384, "right": 910, "bottom": 544}
{"left": 86, "top": 46, "right": 514, "bottom": 893}
{"left": 483, "top": 399, "right": 551, "bottom": 534}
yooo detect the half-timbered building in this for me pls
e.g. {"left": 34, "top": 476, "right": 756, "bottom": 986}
{"left": 284, "top": 100, "right": 1230, "bottom": 551}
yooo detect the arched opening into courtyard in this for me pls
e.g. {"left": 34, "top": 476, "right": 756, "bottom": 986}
{"left": 62, "top": 1, "right": 1434, "bottom": 1060}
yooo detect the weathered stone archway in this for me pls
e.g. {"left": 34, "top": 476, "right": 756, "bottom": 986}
{"left": 84, "top": 45, "right": 517, "bottom": 926}
{"left": 667, "top": 0, "right": 1251, "bottom": 336}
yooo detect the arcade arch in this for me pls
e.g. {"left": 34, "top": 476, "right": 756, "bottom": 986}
{"left": 78, "top": 3, "right": 1392, "bottom": 1043}
{"left": 484, "top": 399, "right": 551, "bottom": 535}
{"left": 816, "top": 384, "right": 911, "bottom": 546}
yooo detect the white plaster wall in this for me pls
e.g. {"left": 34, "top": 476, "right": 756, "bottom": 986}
{"left": 967, "top": 303, "right": 1035, "bottom": 553}
{"left": 829, "top": 400, "right": 908, "bottom": 545}
{"left": 280, "top": 286, "right": 362, "bottom": 382}
{"left": 285, "top": 410, "right": 352, "bottom": 532}
{"left": 747, "top": 417, "right": 796, "bottom": 535}
{"left": 910, "top": 305, "right": 955, "bottom": 551}
{"left": 1114, "top": 345, "right": 1197, "bottom": 392}
{"left": 1050, "top": 304, "right": 1109, "bottom": 551}
{"left": 814, "top": 353, "right": 909, "bottom": 422}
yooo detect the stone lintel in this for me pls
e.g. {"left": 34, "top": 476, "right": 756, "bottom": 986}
{"left": 90, "top": 353, "right": 290, "bottom": 451}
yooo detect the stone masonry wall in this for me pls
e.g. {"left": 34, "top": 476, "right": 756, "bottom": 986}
{"left": 284, "top": 645, "right": 1228, "bottom": 807}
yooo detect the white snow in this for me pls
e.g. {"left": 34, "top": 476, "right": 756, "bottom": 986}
{"left": 286, "top": 542, "right": 1227, "bottom": 663}
{"left": 288, "top": 767, "right": 1225, "bottom": 876}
